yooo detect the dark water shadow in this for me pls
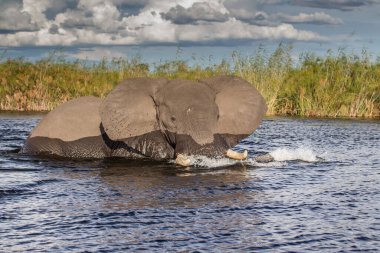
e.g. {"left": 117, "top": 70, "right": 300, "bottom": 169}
{"left": 1, "top": 151, "right": 260, "bottom": 208}
{"left": 92, "top": 158, "right": 257, "bottom": 209}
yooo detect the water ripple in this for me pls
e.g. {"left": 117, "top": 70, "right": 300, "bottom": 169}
{"left": 0, "top": 115, "right": 379, "bottom": 252}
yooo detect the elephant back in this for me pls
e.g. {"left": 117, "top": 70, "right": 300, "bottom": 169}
{"left": 22, "top": 96, "right": 111, "bottom": 158}
{"left": 30, "top": 96, "right": 103, "bottom": 141}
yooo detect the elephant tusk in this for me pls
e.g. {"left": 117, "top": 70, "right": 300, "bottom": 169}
{"left": 226, "top": 149, "right": 248, "bottom": 160}
{"left": 175, "top": 154, "right": 191, "bottom": 167}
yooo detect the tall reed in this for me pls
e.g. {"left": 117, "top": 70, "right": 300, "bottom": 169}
{"left": 0, "top": 46, "right": 379, "bottom": 118}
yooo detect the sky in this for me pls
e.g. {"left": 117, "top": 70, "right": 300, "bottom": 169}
{"left": 0, "top": 0, "right": 380, "bottom": 64}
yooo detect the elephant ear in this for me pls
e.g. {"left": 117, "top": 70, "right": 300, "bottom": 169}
{"left": 201, "top": 76, "right": 267, "bottom": 147}
{"left": 100, "top": 77, "right": 174, "bottom": 159}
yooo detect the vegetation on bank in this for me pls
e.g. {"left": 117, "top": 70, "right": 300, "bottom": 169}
{"left": 0, "top": 45, "right": 379, "bottom": 118}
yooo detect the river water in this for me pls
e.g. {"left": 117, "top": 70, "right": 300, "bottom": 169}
{"left": 0, "top": 114, "right": 379, "bottom": 252}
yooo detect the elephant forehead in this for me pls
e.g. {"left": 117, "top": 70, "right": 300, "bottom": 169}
{"left": 159, "top": 82, "right": 216, "bottom": 113}
{"left": 30, "top": 96, "right": 103, "bottom": 142}
{"left": 157, "top": 80, "right": 218, "bottom": 145}
{"left": 158, "top": 79, "right": 215, "bottom": 103}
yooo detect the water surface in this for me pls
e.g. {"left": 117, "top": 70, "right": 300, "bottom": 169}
{"left": 0, "top": 114, "right": 379, "bottom": 252}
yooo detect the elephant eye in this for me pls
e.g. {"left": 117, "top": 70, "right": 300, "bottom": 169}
{"left": 171, "top": 116, "right": 176, "bottom": 121}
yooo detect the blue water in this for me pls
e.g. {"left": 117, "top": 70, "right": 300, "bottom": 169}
{"left": 0, "top": 113, "right": 379, "bottom": 252}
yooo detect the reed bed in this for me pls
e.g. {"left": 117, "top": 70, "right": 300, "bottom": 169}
{"left": 0, "top": 45, "right": 379, "bottom": 118}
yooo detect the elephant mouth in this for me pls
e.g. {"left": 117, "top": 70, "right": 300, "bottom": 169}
{"left": 172, "top": 133, "right": 249, "bottom": 166}
{"left": 175, "top": 148, "right": 248, "bottom": 167}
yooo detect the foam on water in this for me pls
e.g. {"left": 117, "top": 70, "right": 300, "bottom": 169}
{"left": 269, "top": 147, "right": 318, "bottom": 162}
{"left": 188, "top": 155, "right": 239, "bottom": 168}
{"left": 248, "top": 159, "right": 287, "bottom": 167}
{"left": 185, "top": 155, "right": 287, "bottom": 168}
{"left": 178, "top": 147, "right": 320, "bottom": 168}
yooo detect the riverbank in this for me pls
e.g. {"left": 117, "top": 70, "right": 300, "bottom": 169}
{"left": 1, "top": 45, "right": 379, "bottom": 118}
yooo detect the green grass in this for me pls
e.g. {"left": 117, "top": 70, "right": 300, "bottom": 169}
{"left": 1, "top": 45, "right": 379, "bottom": 118}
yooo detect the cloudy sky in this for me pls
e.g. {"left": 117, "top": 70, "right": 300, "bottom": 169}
{"left": 0, "top": 0, "right": 379, "bottom": 63}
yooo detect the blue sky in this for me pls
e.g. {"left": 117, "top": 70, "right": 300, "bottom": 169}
{"left": 0, "top": 0, "right": 379, "bottom": 64}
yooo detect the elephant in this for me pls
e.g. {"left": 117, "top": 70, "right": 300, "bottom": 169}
{"left": 22, "top": 76, "right": 267, "bottom": 166}
{"left": 21, "top": 96, "right": 141, "bottom": 159}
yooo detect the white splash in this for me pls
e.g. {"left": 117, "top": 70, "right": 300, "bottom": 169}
{"left": 183, "top": 155, "right": 288, "bottom": 168}
{"left": 171, "top": 147, "right": 320, "bottom": 168}
{"left": 188, "top": 155, "right": 240, "bottom": 168}
{"left": 269, "top": 147, "right": 318, "bottom": 162}
{"left": 248, "top": 159, "right": 287, "bottom": 167}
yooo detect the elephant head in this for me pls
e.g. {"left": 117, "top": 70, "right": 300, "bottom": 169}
{"left": 100, "top": 76, "right": 267, "bottom": 162}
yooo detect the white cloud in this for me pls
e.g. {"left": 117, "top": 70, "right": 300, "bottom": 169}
{"left": 161, "top": 2, "right": 229, "bottom": 24}
{"left": 176, "top": 19, "right": 325, "bottom": 42}
{"left": 0, "top": 1, "right": 37, "bottom": 32}
{"left": 0, "top": 0, "right": 329, "bottom": 47}
{"left": 274, "top": 12, "right": 343, "bottom": 25}
{"left": 228, "top": 9, "right": 269, "bottom": 22}
{"left": 1, "top": 29, "right": 76, "bottom": 47}
{"left": 22, "top": 0, "right": 50, "bottom": 27}
{"left": 227, "top": 6, "right": 343, "bottom": 26}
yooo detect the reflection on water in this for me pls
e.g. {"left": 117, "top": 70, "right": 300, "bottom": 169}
{"left": 98, "top": 159, "right": 252, "bottom": 209}
{"left": 0, "top": 114, "right": 379, "bottom": 252}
